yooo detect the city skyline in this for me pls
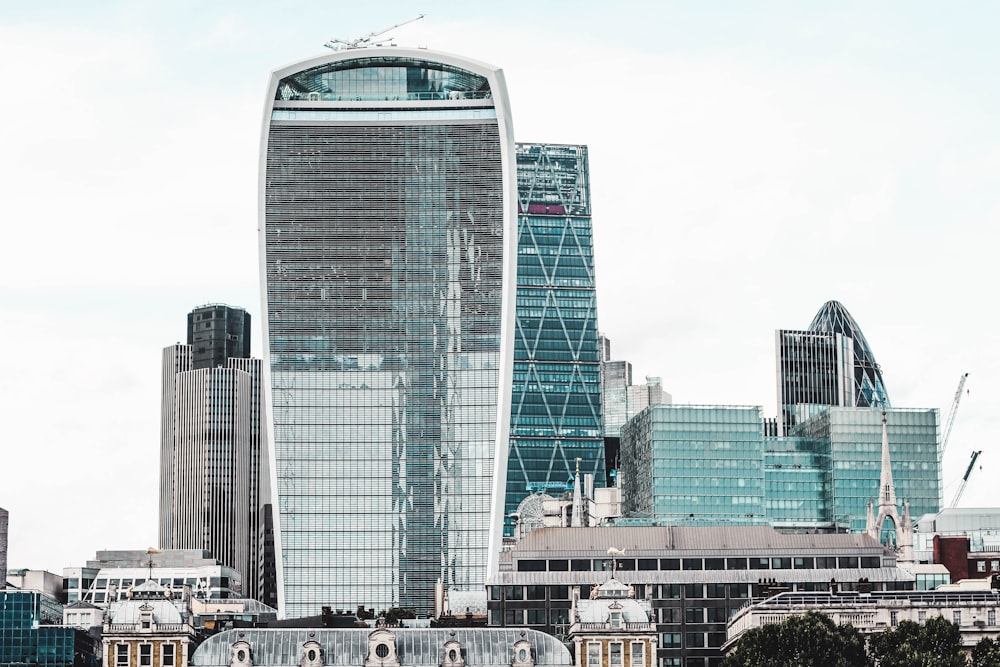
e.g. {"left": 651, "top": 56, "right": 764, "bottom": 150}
{"left": 2, "top": 2, "right": 999, "bottom": 574}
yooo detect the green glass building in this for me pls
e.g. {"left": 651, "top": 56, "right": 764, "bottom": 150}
{"left": 620, "top": 405, "right": 766, "bottom": 524}
{"left": 0, "top": 591, "right": 96, "bottom": 667}
{"left": 620, "top": 405, "right": 939, "bottom": 531}
{"left": 505, "top": 144, "right": 604, "bottom": 529}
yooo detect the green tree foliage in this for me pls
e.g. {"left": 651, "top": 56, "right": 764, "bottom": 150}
{"left": 722, "top": 611, "right": 867, "bottom": 667}
{"left": 866, "top": 616, "right": 966, "bottom": 667}
{"left": 973, "top": 637, "right": 1000, "bottom": 667}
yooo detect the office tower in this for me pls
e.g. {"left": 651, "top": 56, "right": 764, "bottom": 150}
{"left": 159, "top": 305, "right": 265, "bottom": 601}
{"left": 809, "top": 300, "right": 890, "bottom": 408}
{"left": 260, "top": 48, "right": 516, "bottom": 617}
{"left": 0, "top": 507, "right": 7, "bottom": 589}
{"left": 599, "top": 335, "right": 671, "bottom": 482}
{"left": 619, "top": 405, "right": 766, "bottom": 524}
{"left": 506, "top": 143, "right": 604, "bottom": 530}
{"left": 796, "top": 407, "right": 939, "bottom": 533}
{"left": 187, "top": 304, "right": 251, "bottom": 370}
{"left": 777, "top": 300, "right": 889, "bottom": 434}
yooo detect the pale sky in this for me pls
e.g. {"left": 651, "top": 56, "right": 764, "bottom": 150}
{"left": 2, "top": 1, "right": 998, "bottom": 574}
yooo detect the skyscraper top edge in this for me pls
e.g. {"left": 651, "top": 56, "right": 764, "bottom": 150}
{"left": 267, "top": 47, "right": 504, "bottom": 98}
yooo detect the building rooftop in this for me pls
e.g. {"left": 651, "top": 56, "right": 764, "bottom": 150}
{"left": 512, "top": 525, "right": 886, "bottom": 556}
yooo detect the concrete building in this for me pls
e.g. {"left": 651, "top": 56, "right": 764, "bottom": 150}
{"left": 506, "top": 143, "right": 604, "bottom": 534}
{"left": 487, "top": 525, "right": 912, "bottom": 666}
{"left": 259, "top": 47, "right": 517, "bottom": 617}
{"left": 64, "top": 550, "right": 242, "bottom": 606}
{"left": 725, "top": 588, "right": 1000, "bottom": 653}
{"left": 568, "top": 577, "right": 658, "bottom": 667}
{"left": 160, "top": 305, "right": 267, "bottom": 602}
{"left": 101, "top": 580, "right": 198, "bottom": 667}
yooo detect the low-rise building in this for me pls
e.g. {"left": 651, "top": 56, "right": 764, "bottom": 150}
{"left": 488, "top": 525, "right": 912, "bottom": 666}
{"left": 725, "top": 587, "right": 1000, "bottom": 652}
{"left": 101, "top": 579, "right": 198, "bottom": 667}
{"left": 0, "top": 589, "right": 98, "bottom": 667}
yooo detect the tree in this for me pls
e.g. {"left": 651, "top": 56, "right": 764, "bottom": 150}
{"left": 722, "top": 611, "right": 867, "bottom": 667}
{"left": 973, "top": 637, "right": 1000, "bottom": 667}
{"left": 866, "top": 616, "right": 966, "bottom": 667}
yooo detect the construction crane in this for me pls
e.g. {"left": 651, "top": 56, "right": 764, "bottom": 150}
{"left": 324, "top": 15, "right": 425, "bottom": 51}
{"left": 941, "top": 372, "right": 969, "bottom": 454}
{"left": 950, "top": 450, "right": 982, "bottom": 508}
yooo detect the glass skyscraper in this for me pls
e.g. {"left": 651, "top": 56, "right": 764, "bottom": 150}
{"left": 619, "top": 405, "right": 766, "bottom": 524}
{"left": 506, "top": 144, "right": 603, "bottom": 529}
{"left": 259, "top": 48, "right": 516, "bottom": 618}
{"left": 777, "top": 300, "right": 890, "bottom": 434}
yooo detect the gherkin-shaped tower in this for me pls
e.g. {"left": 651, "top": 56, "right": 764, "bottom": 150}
{"left": 808, "top": 300, "right": 890, "bottom": 408}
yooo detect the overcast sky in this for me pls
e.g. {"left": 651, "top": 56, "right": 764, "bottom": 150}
{"left": 2, "top": 1, "right": 998, "bottom": 574}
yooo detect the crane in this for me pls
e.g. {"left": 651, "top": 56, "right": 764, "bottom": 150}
{"left": 949, "top": 450, "right": 982, "bottom": 508}
{"left": 324, "top": 15, "right": 425, "bottom": 51}
{"left": 941, "top": 372, "right": 969, "bottom": 454}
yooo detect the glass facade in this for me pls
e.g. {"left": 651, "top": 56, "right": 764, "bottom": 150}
{"left": 808, "top": 300, "right": 890, "bottom": 408}
{"left": 260, "top": 50, "right": 515, "bottom": 618}
{"left": 506, "top": 144, "right": 603, "bottom": 529}
{"left": 620, "top": 406, "right": 765, "bottom": 524}
{"left": 764, "top": 436, "right": 832, "bottom": 527}
{"left": 0, "top": 591, "right": 95, "bottom": 667}
{"left": 795, "top": 407, "right": 940, "bottom": 533}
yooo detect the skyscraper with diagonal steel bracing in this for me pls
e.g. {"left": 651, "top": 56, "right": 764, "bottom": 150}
{"left": 505, "top": 144, "right": 604, "bottom": 530}
{"left": 259, "top": 48, "right": 517, "bottom": 618}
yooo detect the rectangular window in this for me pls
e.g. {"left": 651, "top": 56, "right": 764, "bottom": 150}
{"left": 685, "top": 607, "right": 704, "bottom": 623}
{"left": 978, "top": 561, "right": 987, "bottom": 573}
{"left": 726, "top": 558, "right": 748, "bottom": 570}
{"left": 116, "top": 645, "right": 129, "bottom": 667}
{"left": 684, "top": 584, "right": 704, "bottom": 599}
{"left": 682, "top": 559, "right": 703, "bottom": 570}
{"left": 661, "top": 633, "right": 681, "bottom": 648}
{"left": 954, "top": 610, "right": 962, "bottom": 626}
{"left": 707, "top": 607, "right": 729, "bottom": 623}
{"left": 890, "top": 611, "right": 898, "bottom": 627}
{"left": 140, "top": 644, "right": 152, "bottom": 667}
{"left": 685, "top": 633, "right": 705, "bottom": 648}
{"left": 704, "top": 558, "right": 725, "bottom": 570}
{"left": 793, "top": 557, "right": 814, "bottom": 569}
{"left": 610, "top": 642, "right": 623, "bottom": 667}
{"left": 705, "top": 583, "right": 726, "bottom": 599}
{"left": 162, "top": 644, "right": 175, "bottom": 667}
{"left": 992, "top": 560, "right": 999, "bottom": 572}
{"left": 662, "top": 584, "right": 681, "bottom": 599}
{"left": 661, "top": 558, "right": 681, "bottom": 570}
{"left": 918, "top": 611, "right": 927, "bottom": 622}
{"left": 587, "top": 643, "right": 601, "bottom": 667}
{"left": 630, "top": 642, "right": 645, "bottom": 667}
{"left": 989, "top": 610, "right": 996, "bottom": 626}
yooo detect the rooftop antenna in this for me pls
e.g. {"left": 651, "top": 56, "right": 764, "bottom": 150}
{"left": 324, "top": 14, "right": 425, "bottom": 51}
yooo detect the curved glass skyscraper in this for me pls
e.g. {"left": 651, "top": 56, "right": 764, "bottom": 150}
{"left": 259, "top": 48, "right": 517, "bottom": 618}
{"left": 808, "top": 300, "right": 890, "bottom": 408}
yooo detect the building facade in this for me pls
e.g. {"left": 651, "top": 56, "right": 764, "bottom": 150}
{"left": 0, "top": 590, "right": 98, "bottom": 667}
{"left": 795, "top": 407, "right": 940, "bottom": 533}
{"left": 776, "top": 301, "right": 891, "bottom": 435}
{"left": 159, "top": 305, "right": 265, "bottom": 601}
{"left": 725, "top": 589, "right": 1000, "bottom": 653}
{"left": 488, "top": 525, "right": 912, "bottom": 667}
{"left": 506, "top": 143, "right": 604, "bottom": 531}
{"left": 0, "top": 507, "right": 7, "bottom": 590}
{"left": 619, "top": 406, "right": 765, "bottom": 525}
{"left": 567, "top": 577, "right": 658, "bottom": 667}
{"left": 101, "top": 580, "right": 197, "bottom": 667}
{"left": 259, "top": 48, "right": 517, "bottom": 617}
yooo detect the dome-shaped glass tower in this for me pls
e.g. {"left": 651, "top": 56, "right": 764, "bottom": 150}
{"left": 808, "top": 300, "right": 890, "bottom": 408}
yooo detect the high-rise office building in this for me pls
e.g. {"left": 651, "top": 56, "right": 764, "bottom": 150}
{"left": 620, "top": 405, "right": 766, "bottom": 524}
{"left": 809, "top": 300, "right": 890, "bottom": 408}
{"left": 506, "top": 143, "right": 603, "bottom": 531}
{"left": 187, "top": 304, "right": 251, "bottom": 370}
{"left": 159, "top": 305, "right": 265, "bottom": 602}
{"left": 259, "top": 48, "right": 516, "bottom": 617}
{"left": 777, "top": 300, "right": 889, "bottom": 434}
